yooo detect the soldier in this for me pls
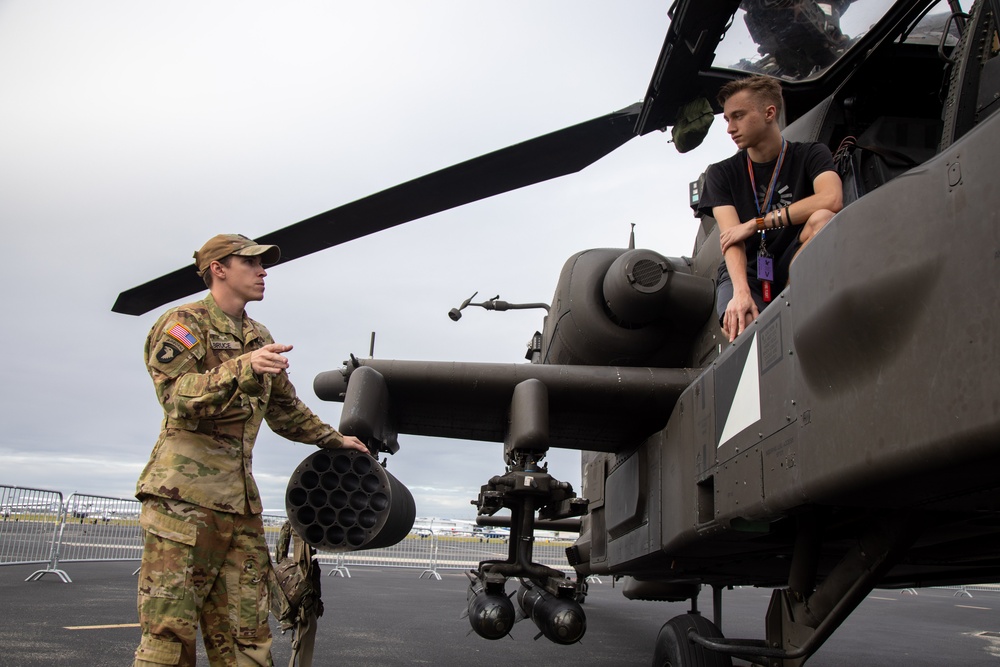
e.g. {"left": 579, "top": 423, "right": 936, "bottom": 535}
{"left": 133, "top": 234, "right": 368, "bottom": 666}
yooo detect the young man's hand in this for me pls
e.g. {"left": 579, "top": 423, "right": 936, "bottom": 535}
{"left": 722, "top": 290, "right": 759, "bottom": 342}
{"left": 720, "top": 219, "right": 757, "bottom": 253}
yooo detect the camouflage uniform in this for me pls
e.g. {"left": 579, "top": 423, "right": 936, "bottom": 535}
{"left": 134, "top": 293, "right": 343, "bottom": 666}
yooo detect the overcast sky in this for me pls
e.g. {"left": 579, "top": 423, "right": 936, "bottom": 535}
{"left": 0, "top": 1, "right": 735, "bottom": 520}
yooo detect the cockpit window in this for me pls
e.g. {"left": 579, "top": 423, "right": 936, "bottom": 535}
{"left": 714, "top": 0, "right": 900, "bottom": 81}
{"left": 898, "top": 0, "right": 962, "bottom": 47}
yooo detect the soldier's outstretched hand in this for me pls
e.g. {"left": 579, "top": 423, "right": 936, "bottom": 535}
{"left": 251, "top": 343, "right": 293, "bottom": 375}
{"left": 318, "top": 434, "right": 370, "bottom": 454}
{"left": 339, "top": 435, "right": 370, "bottom": 454}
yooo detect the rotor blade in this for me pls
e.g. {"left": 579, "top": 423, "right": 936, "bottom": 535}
{"left": 112, "top": 103, "right": 642, "bottom": 315}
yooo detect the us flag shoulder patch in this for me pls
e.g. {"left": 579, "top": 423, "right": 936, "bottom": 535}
{"left": 167, "top": 322, "right": 198, "bottom": 349}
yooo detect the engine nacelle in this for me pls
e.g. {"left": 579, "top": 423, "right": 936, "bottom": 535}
{"left": 542, "top": 248, "right": 714, "bottom": 367}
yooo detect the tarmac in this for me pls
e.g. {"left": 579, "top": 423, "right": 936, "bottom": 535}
{"left": 1, "top": 561, "right": 999, "bottom": 666}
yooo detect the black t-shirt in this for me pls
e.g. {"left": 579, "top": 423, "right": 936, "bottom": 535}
{"left": 700, "top": 141, "right": 835, "bottom": 288}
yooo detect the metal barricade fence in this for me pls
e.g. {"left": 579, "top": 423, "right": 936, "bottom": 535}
{"left": 332, "top": 533, "right": 576, "bottom": 579}
{"left": 333, "top": 533, "right": 439, "bottom": 570}
{"left": 261, "top": 525, "right": 576, "bottom": 580}
{"left": 262, "top": 513, "right": 288, "bottom": 557}
{"left": 57, "top": 493, "right": 143, "bottom": 563}
{"left": 0, "top": 485, "right": 64, "bottom": 568}
{"left": 3, "top": 490, "right": 577, "bottom": 584}
{"left": 939, "top": 584, "right": 1000, "bottom": 598}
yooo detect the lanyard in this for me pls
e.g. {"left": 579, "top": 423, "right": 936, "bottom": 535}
{"left": 746, "top": 139, "right": 787, "bottom": 216}
{"left": 748, "top": 140, "right": 785, "bottom": 303}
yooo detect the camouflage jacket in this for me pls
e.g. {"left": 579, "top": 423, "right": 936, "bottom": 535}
{"left": 136, "top": 293, "right": 343, "bottom": 514}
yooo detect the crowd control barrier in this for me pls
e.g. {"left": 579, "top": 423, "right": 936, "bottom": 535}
{"left": 935, "top": 584, "right": 1000, "bottom": 598}
{"left": 0, "top": 485, "right": 65, "bottom": 579}
{"left": 0, "top": 488, "right": 143, "bottom": 582}
{"left": 4, "top": 485, "right": 574, "bottom": 585}
{"left": 57, "top": 493, "right": 143, "bottom": 563}
{"left": 327, "top": 533, "right": 575, "bottom": 580}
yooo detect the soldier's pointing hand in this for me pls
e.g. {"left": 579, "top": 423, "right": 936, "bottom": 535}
{"left": 251, "top": 343, "right": 293, "bottom": 375}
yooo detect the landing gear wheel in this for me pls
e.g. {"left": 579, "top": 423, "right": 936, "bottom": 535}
{"left": 652, "top": 613, "right": 732, "bottom": 667}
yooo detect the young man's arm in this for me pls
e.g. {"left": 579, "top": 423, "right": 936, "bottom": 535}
{"left": 719, "top": 170, "right": 843, "bottom": 252}
{"left": 784, "top": 170, "right": 843, "bottom": 226}
{"left": 714, "top": 204, "right": 759, "bottom": 342}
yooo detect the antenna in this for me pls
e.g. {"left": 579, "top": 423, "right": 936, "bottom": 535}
{"left": 448, "top": 294, "right": 550, "bottom": 321}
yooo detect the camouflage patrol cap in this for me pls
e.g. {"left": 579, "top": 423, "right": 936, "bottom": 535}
{"left": 194, "top": 234, "right": 281, "bottom": 274}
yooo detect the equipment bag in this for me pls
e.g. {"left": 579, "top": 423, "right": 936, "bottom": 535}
{"left": 269, "top": 521, "right": 324, "bottom": 667}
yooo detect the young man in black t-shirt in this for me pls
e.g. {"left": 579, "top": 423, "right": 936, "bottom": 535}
{"left": 699, "top": 75, "right": 842, "bottom": 342}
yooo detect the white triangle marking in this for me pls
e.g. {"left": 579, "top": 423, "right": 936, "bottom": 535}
{"left": 718, "top": 334, "right": 761, "bottom": 447}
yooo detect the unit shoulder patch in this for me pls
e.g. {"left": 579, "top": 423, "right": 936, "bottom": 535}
{"left": 155, "top": 341, "right": 183, "bottom": 364}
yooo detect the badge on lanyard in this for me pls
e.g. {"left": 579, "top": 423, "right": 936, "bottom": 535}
{"left": 757, "top": 251, "right": 774, "bottom": 282}
{"left": 747, "top": 140, "right": 786, "bottom": 304}
{"left": 757, "top": 230, "right": 774, "bottom": 302}
{"left": 758, "top": 256, "right": 774, "bottom": 301}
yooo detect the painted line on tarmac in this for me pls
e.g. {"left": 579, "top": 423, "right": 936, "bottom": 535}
{"left": 64, "top": 623, "right": 141, "bottom": 630}
{"left": 869, "top": 596, "right": 896, "bottom": 601}
{"left": 955, "top": 605, "right": 992, "bottom": 610}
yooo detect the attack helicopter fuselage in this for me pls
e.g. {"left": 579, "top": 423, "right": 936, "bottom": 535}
{"left": 319, "top": 1, "right": 1000, "bottom": 662}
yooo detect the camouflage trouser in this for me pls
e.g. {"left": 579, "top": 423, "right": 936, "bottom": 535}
{"left": 133, "top": 497, "right": 273, "bottom": 666}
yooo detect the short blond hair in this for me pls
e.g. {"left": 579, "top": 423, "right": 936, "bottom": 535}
{"left": 718, "top": 75, "right": 783, "bottom": 115}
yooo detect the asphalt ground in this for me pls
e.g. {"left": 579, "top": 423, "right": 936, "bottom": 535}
{"left": 1, "top": 561, "right": 998, "bottom": 666}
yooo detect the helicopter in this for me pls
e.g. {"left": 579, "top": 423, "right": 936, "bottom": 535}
{"left": 114, "top": 0, "right": 1000, "bottom": 664}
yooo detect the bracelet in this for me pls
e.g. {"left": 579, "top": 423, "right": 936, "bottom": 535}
{"left": 776, "top": 208, "right": 782, "bottom": 228}
{"left": 784, "top": 206, "right": 792, "bottom": 226}
{"left": 755, "top": 216, "right": 766, "bottom": 231}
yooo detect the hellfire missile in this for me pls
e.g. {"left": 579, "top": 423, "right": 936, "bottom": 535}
{"left": 466, "top": 577, "right": 515, "bottom": 640}
{"left": 516, "top": 582, "right": 586, "bottom": 645}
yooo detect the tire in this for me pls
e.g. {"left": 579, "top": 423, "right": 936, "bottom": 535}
{"left": 652, "top": 613, "right": 733, "bottom": 667}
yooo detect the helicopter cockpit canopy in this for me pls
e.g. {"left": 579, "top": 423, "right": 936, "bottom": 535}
{"left": 722, "top": 0, "right": 891, "bottom": 81}
{"left": 719, "top": 0, "right": 960, "bottom": 81}
{"left": 637, "top": 0, "right": 963, "bottom": 141}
